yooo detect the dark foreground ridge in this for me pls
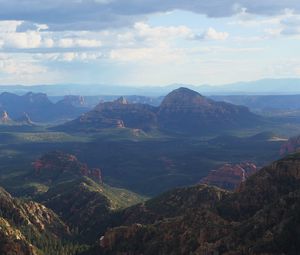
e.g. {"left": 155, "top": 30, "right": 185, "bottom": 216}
{"left": 93, "top": 153, "right": 300, "bottom": 255}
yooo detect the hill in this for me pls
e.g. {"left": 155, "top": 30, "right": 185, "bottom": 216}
{"left": 37, "top": 177, "right": 144, "bottom": 242}
{"left": 32, "top": 151, "right": 103, "bottom": 184}
{"left": 0, "top": 187, "right": 74, "bottom": 255}
{"left": 55, "top": 97, "right": 157, "bottom": 132}
{"left": 158, "top": 87, "right": 260, "bottom": 134}
{"left": 55, "top": 87, "right": 261, "bottom": 135}
{"left": 95, "top": 153, "right": 300, "bottom": 255}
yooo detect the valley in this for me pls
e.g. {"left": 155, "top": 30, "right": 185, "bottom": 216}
{"left": 0, "top": 87, "right": 299, "bottom": 254}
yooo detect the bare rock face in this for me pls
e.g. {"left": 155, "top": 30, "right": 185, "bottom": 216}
{"left": 200, "top": 162, "right": 259, "bottom": 190}
{"left": 280, "top": 135, "right": 300, "bottom": 156}
{"left": 0, "top": 187, "right": 70, "bottom": 255}
{"left": 0, "top": 111, "right": 12, "bottom": 124}
{"left": 0, "top": 217, "right": 39, "bottom": 255}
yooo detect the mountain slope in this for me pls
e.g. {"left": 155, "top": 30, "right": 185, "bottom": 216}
{"left": 37, "top": 177, "right": 144, "bottom": 242}
{"left": 0, "top": 92, "right": 88, "bottom": 123}
{"left": 0, "top": 187, "right": 73, "bottom": 255}
{"left": 158, "top": 87, "right": 260, "bottom": 134}
{"left": 96, "top": 153, "right": 300, "bottom": 255}
{"left": 54, "top": 97, "right": 157, "bottom": 132}
{"left": 56, "top": 87, "right": 260, "bottom": 134}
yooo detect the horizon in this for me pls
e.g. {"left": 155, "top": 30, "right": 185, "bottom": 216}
{"left": 0, "top": 1, "right": 299, "bottom": 86}
{"left": 0, "top": 77, "right": 300, "bottom": 88}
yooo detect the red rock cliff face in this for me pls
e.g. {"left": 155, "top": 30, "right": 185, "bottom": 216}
{"left": 280, "top": 136, "right": 300, "bottom": 156}
{"left": 200, "top": 162, "right": 258, "bottom": 190}
{"left": 32, "top": 151, "right": 103, "bottom": 184}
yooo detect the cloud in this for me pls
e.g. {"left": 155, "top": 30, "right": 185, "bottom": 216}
{"left": 58, "top": 38, "right": 102, "bottom": 48}
{"left": 0, "top": 54, "right": 46, "bottom": 75}
{"left": 280, "top": 15, "right": 300, "bottom": 35}
{"left": 40, "top": 52, "right": 104, "bottom": 62}
{"left": 191, "top": 28, "right": 229, "bottom": 41}
{"left": 0, "top": 0, "right": 299, "bottom": 31}
{"left": 2, "top": 31, "right": 43, "bottom": 49}
{"left": 0, "top": 21, "right": 103, "bottom": 50}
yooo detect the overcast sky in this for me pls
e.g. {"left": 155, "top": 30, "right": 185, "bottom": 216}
{"left": 0, "top": 0, "right": 299, "bottom": 86}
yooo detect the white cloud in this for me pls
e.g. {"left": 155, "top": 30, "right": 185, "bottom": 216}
{"left": 2, "top": 31, "right": 42, "bottom": 49}
{"left": 0, "top": 55, "right": 46, "bottom": 75}
{"left": 0, "top": 20, "right": 23, "bottom": 33}
{"left": 134, "top": 22, "right": 192, "bottom": 40}
{"left": 57, "top": 38, "right": 102, "bottom": 48}
{"left": 191, "top": 27, "right": 229, "bottom": 41}
{"left": 39, "top": 52, "right": 104, "bottom": 62}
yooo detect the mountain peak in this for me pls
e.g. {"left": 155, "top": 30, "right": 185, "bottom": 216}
{"left": 161, "top": 87, "right": 210, "bottom": 107}
{"left": 114, "top": 96, "right": 128, "bottom": 105}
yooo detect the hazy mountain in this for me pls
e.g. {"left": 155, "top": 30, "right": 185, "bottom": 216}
{"left": 55, "top": 96, "right": 157, "bottom": 132}
{"left": 0, "top": 92, "right": 89, "bottom": 123}
{"left": 56, "top": 87, "right": 261, "bottom": 134}
{"left": 157, "top": 87, "right": 260, "bottom": 134}
{"left": 1, "top": 78, "right": 300, "bottom": 96}
{"left": 211, "top": 94, "right": 300, "bottom": 111}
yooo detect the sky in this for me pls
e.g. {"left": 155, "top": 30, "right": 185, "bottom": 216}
{"left": 0, "top": 0, "right": 299, "bottom": 86}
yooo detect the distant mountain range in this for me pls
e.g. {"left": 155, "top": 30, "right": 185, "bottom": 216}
{"left": 1, "top": 78, "right": 300, "bottom": 96}
{"left": 55, "top": 87, "right": 261, "bottom": 135}
{"left": 0, "top": 92, "right": 89, "bottom": 123}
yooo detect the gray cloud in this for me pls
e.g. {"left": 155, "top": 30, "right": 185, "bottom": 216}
{"left": 0, "top": 0, "right": 299, "bottom": 31}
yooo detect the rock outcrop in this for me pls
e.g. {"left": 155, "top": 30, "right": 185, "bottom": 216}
{"left": 0, "top": 187, "right": 70, "bottom": 255}
{"left": 0, "top": 111, "right": 13, "bottom": 124}
{"left": 55, "top": 97, "right": 157, "bottom": 132}
{"left": 32, "top": 151, "right": 103, "bottom": 184}
{"left": 55, "top": 87, "right": 261, "bottom": 134}
{"left": 95, "top": 153, "right": 300, "bottom": 255}
{"left": 200, "top": 162, "right": 259, "bottom": 190}
{"left": 280, "top": 135, "right": 300, "bottom": 156}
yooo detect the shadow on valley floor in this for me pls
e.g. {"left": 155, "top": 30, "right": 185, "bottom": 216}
{"left": 0, "top": 127, "right": 285, "bottom": 196}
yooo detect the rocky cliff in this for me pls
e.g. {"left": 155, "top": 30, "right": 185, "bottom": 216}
{"left": 96, "top": 153, "right": 300, "bottom": 255}
{"left": 55, "top": 96, "right": 157, "bottom": 132}
{"left": 32, "top": 151, "right": 103, "bottom": 184}
{"left": 200, "top": 162, "right": 259, "bottom": 190}
{"left": 0, "top": 187, "right": 71, "bottom": 255}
